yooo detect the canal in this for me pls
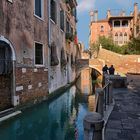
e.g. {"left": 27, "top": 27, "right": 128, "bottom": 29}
{"left": 0, "top": 68, "right": 98, "bottom": 140}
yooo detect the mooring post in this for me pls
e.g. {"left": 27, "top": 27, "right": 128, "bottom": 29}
{"left": 83, "top": 112, "right": 104, "bottom": 140}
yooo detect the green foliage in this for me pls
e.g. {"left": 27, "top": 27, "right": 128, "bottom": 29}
{"left": 89, "top": 42, "right": 100, "bottom": 58}
{"left": 66, "top": 33, "right": 74, "bottom": 42}
{"left": 127, "top": 36, "right": 140, "bottom": 54}
{"left": 98, "top": 36, "right": 140, "bottom": 55}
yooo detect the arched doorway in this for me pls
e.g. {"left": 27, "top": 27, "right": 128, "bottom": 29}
{"left": 0, "top": 36, "right": 16, "bottom": 111}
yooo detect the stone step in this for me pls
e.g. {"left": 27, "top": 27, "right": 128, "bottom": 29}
{"left": 0, "top": 111, "right": 21, "bottom": 123}
{"left": 0, "top": 108, "right": 14, "bottom": 118}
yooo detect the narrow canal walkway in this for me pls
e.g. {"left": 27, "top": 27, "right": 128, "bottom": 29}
{"left": 105, "top": 74, "right": 140, "bottom": 140}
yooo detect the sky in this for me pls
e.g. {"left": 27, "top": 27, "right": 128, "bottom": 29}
{"left": 77, "top": 0, "right": 140, "bottom": 49}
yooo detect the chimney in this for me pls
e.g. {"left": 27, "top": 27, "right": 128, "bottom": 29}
{"left": 134, "top": 3, "right": 138, "bottom": 23}
{"left": 107, "top": 10, "right": 111, "bottom": 19}
{"left": 90, "top": 11, "right": 94, "bottom": 22}
{"left": 134, "top": 3, "right": 138, "bottom": 37}
{"left": 122, "top": 10, "right": 125, "bottom": 16}
{"left": 94, "top": 10, "right": 98, "bottom": 22}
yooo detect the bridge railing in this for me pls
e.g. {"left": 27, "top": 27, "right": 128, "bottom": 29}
{"left": 83, "top": 76, "right": 113, "bottom": 140}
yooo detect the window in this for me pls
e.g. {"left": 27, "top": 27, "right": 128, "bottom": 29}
{"left": 100, "top": 26, "right": 104, "bottom": 32}
{"left": 119, "top": 33, "right": 123, "bottom": 44}
{"left": 114, "top": 33, "right": 118, "bottom": 44}
{"left": 124, "top": 33, "right": 127, "bottom": 44}
{"left": 50, "top": 0, "right": 56, "bottom": 23}
{"left": 66, "top": 20, "right": 70, "bottom": 33}
{"left": 35, "top": 42, "right": 43, "bottom": 65}
{"left": 122, "top": 20, "right": 128, "bottom": 27}
{"left": 60, "top": 9, "right": 64, "bottom": 31}
{"left": 114, "top": 21, "right": 120, "bottom": 27}
{"left": 34, "top": 0, "right": 43, "bottom": 18}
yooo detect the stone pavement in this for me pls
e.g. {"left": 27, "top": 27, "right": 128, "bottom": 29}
{"left": 105, "top": 74, "right": 140, "bottom": 140}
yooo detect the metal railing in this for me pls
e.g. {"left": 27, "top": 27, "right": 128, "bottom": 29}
{"left": 95, "top": 79, "right": 113, "bottom": 116}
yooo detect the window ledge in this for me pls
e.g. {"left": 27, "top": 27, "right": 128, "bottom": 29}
{"left": 50, "top": 18, "right": 56, "bottom": 25}
{"left": 35, "top": 65, "right": 45, "bottom": 68}
{"left": 34, "top": 14, "right": 44, "bottom": 21}
{"left": 7, "top": 0, "right": 13, "bottom": 3}
{"left": 60, "top": 29, "right": 65, "bottom": 33}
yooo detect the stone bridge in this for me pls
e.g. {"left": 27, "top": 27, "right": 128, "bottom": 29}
{"left": 77, "top": 48, "right": 140, "bottom": 75}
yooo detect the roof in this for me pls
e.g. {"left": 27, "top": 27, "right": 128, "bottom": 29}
{"left": 108, "top": 16, "right": 133, "bottom": 20}
{"left": 91, "top": 19, "right": 108, "bottom": 23}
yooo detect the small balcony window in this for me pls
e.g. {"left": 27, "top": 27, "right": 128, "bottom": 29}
{"left": 122, "top": 20, "right": 128, "bottom": 27}
{"left": 35, "top": 42, "right": 43, "bottom": 65}
{"left": 50, "top": 0, "right": 57, "bottom": 23}
{"left": 34, "top": 0, "right": 43, "bottom": 18}
{"left": 114, "top": 21, "right": 120, "bottom": 27}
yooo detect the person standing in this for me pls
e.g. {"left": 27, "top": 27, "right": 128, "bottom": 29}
{"left": 109, "top": 65, "right": 115, "bottom": 75}
{"left": 102, "top": 64, "right": 108, "bottom": 86}
{"left": 102, "top": 64, "right": 108, "bottom": 74}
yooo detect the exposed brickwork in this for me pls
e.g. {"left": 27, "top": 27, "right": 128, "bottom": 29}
{"left": 16, "top": 67, "right": 48, "bottom": 105}
{"left": 89, "top": 48, "right": 140, "bottom": 74}
{"left": 0, "top": 75, "right": 12, "bottom": 111}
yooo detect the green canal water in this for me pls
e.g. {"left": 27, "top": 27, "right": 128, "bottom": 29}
{"left": 0, "top": 68, "right": 95, "bottom": 140}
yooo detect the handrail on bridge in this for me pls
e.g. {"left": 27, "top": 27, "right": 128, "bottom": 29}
{"left": 83, "top": 77, "right": 113, "bottom": 140}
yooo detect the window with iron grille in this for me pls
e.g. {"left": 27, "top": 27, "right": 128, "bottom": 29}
{"left": 60, "top": 9, "right": 64, "bottom": 31}
{"left": 51, "top": 0, "right": 56, "bottom": 23}
{"left": 34, "top": 0, "right": 43, "bottom": 18}
{"left": 35, "top": 42, "right": 43, "bottom": 65}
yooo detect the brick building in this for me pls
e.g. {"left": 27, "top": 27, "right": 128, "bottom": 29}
{"left": 0, "top": 0, "right": 49, "bottom": 111}
{"left": 89, "top": 3, "right": 140, "bottom": 46}
{"left": 0, "top": 0, "right": 79, "bottom": 111}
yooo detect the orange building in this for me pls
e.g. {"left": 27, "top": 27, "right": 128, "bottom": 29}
{"left": 89, "top": 3, "right": 139, "bottom": 46}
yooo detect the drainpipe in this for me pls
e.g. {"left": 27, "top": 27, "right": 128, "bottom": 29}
{"left": 11, "top": 60, "right": 17, "bottom": 106}
{"left": 48, "top": 0, "right": 51, "bottom": 93}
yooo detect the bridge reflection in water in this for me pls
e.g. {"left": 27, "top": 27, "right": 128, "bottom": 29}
{"left": 0, "top": 68, "right": 98, "bottom": 140}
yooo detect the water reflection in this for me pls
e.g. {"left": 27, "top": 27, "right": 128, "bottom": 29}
{"left": 0, "top": 68, "right": 96, "bottom": 140}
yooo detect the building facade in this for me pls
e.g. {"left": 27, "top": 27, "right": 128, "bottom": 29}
{"left": 89, "top": 3, "right": 140, "bottom": 46}
{"left": 48, "top": 0, "right": 78, "bottom": 93}
{"left": 0, "top": 0, "right": 49, "bottom": 111}
{"left": 0, "top": 0, "right": 79, "bottom": 111}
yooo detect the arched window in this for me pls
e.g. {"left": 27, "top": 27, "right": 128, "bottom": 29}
{"left": 114, "top": 33, "right": 118, "bottom": 44}
{"left": 114, "top": 21, "right": 120, "bottom": 27}
{"left": 124, "top": 33, "right": 127, "bottom": 44}
{"left": 119, "top": 33, "right": 123, "bottom": 44}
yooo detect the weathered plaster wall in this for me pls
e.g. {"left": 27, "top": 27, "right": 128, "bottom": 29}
{"left": 49, "top": 0, "right": 77, "bottom": 93}
{"left": 0, "top": 0, "right": 49, "bottom": 108}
